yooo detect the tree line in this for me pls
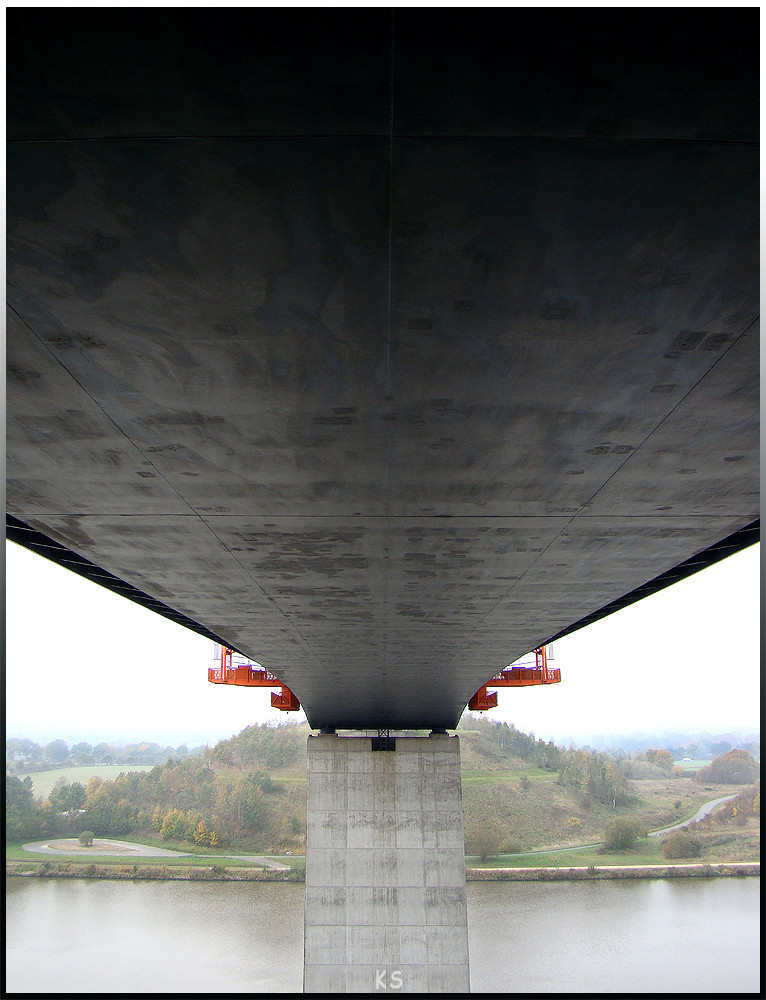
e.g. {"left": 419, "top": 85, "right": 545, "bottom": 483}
{"left": 460, "top": 716, "right": 632, "bottom": 806}
{"left": 6, "top": 737, "right": 207, "bottom": 774}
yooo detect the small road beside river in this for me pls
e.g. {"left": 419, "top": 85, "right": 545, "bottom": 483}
{"left": 21, "top": 839, "right": 290, "bottom": 870}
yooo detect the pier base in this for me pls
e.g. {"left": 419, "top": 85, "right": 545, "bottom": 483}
{"left": 304, "top": 733, "right": 470, "bottom": 993}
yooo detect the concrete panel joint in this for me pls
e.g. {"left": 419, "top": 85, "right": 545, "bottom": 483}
{"left": 304, "top": 734, "right": 470, "bottom": 993}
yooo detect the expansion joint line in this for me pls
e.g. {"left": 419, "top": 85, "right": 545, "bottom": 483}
{"left": 380, "top": 10, "right": 396, "bottom": 672}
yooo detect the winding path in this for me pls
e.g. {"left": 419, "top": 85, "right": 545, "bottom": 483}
{"left": 647, "top": 795, "right": 737, "bottom": 838}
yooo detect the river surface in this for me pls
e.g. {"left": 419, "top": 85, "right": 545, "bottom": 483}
{"left": 5, "top": 876, "right": 760, "bottom": 993}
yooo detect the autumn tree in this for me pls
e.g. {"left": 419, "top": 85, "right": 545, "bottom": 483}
{"left": 160, "top": 808, "right": 187, "bottom": 842}
{"left": 464, "top": 816, "right": 505, "bottom": 862}
{"left": 645, "top": 749, "right": 675, "bottom": 773}
{"left": 714, "top": 781, "right": 760, "bottom": 825}
{"left": 601, "top": 817, "right": 647, "bottom": 852}
{"left": 193, "top": 819, "right": 212, "bottom": 846}
{"left": 662, "top": 831, "right": 702, "bottom": 859}
{"left": 49, "top": 781, "right": 87, "bottom": 814}
{"left": 694, "top": 750, "right": 759, "bottom": 785}
{"left": 83, "top": 784, "right": 133, "bottom": 836}
{"left": 559, "top": 749, "right": 629, "bottom": 806}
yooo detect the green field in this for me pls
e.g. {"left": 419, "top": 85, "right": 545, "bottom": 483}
{"left": 26, "top": 765, "right": 155, "bottom": 800}
{"left": 673, "top": 759, "right": 712, "bottom": 772}
{"left": 467, "top": 839, "right": 666, "bottom": 868}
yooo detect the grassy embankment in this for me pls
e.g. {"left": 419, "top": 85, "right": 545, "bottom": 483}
{"left": 460, "top": 769, "right": 759, "bottom": 867}
{"left": 455, "top": 727, "right": 758, "bottom": 867}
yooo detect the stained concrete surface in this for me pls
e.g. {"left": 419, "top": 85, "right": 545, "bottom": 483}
{"left": 5, "top": 11, "right": 760, "bottom": 730}
{"left": 304, "top": 735, "right": 469, "bottom": 993}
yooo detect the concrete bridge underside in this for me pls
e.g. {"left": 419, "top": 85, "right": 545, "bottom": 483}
{"left": 6, "top": 10, "right": 760, "bottom": 734}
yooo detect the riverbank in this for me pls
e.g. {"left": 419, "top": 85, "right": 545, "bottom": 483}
{"left": 466, "top": 862, "right": 759, "bottom": 880}
{"left": 6, "top": 860, "right": 297, "bottom": 881}
{"left": 6, "top": 859, "right": 759, "bottom": 883}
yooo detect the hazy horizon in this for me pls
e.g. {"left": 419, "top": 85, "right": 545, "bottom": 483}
{"left": 6, "top": 718, "right": 760, "bottom": 754}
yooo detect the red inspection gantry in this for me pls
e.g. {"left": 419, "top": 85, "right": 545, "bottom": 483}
{"left": 468, "top": 646, "right": 560, "bottom": 712}
{"left": 208, "top": 646, "right": 300, "bottom": 712}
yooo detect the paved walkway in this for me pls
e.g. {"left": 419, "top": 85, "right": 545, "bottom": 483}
{"left": 648, "top": 795, "right": 737, "bottom": 837}
{"left": 21, "top": 839, "right": 290, "bottom": 870}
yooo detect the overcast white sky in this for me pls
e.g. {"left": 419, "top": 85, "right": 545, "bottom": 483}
{"left": 4, "top": 538, "right": 762, "bottom": 748}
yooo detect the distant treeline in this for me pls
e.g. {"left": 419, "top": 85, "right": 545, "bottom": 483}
{"left": 6, "top": 737, "right": 208, "bottom": 774}
{"left": 572, "top": 731, "right": 760, "bottom": 759}
{"left": 7, "top": 724, "right": 760, "bottom": 777}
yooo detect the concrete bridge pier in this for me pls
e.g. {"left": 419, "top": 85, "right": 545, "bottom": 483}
{"left": 304, "top": 733, "right": 470, "bottom": 993}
